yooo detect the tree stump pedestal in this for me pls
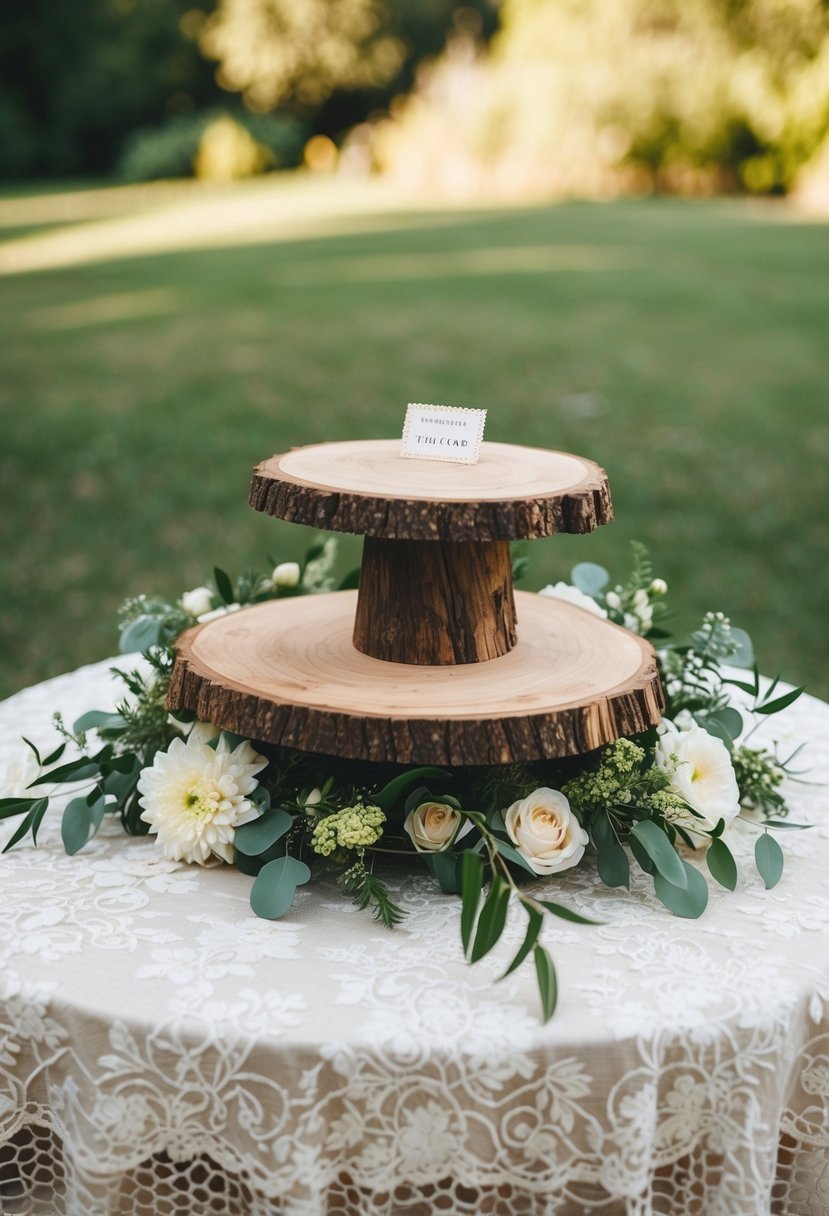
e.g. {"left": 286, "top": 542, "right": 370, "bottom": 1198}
{"left": 167, "top": 440, "right": 664, "bottom": 765}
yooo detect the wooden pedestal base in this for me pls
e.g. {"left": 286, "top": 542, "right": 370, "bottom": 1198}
{"left": 167, "top": 592, "right": 664, "bottom": 766}
{"left": 353, "top": 538, "right": 516, "bottom": 665}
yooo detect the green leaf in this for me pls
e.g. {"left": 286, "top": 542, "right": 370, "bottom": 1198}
{"left": 493, "top": 837, "right": 538, "bottom": 876}
{"left": 22, "top": 737, "right": 41, "bottom": 764}
{"left": 338, "top": 567, "right": 361, "bottom": 590}
{"left": 592, "top": 813, "right": 630, "bottom": 889}
{"left": 41, "top": 742, "right": 68, "bottom": 767}
{"left": 426, "top": 850, "right": 460, "bottom": 894}
{"left": 119, "top": 615, "right": 163, "bottom": 654}
{"left": 469, "top": 877, "right": 510, "bottom": 963}
{"left": 629, "top": 834, "right": 656, "bottom": 876}
{"left": 234, "top": 807, "right": 293, "bottom": 856}
{"left": 630, "top": 820, "right": 687, "bottom": 889}
{"left": 61, "top": 796, "right": 95, "bottom": 855}
{"left": 756, "top": 685, "right": 806, "bottom": 716}
{"left": 762, "top": 819, "right": 811, "bottom": 831}
{"left": 707, "top": 838, "right": 737, "bottom": 891}
{"left": 729, "top": 627, "right": 754, "bottom": 669}
{"left": 2, "top": 799, "right": 48, "bottom": 853}
{"left": 374, "top": 767, "right": 449, "bottom": 812}
{"left": 214, "top": 566, "right": 235, "bottom": 605}
{"left": 538, "top": 899, "right": 603, "bottom": 926}
{"left": 0, "top": 797, "right": 37, "bottom": 820}
{"left": 722, "top": 676, "right": 759, "bottom": 697}
{"left": 534, "top": 944, "right": 558, "bottom": 1023}
{"left": 653, "top": 860, "right": 709, "bottom": 918}
{"left": 74, "top": 710, "right": 128, "bottom": 734}
{"left": 250, "top": 855, "right": 311, "bottom": 919}
{"left": 701, "top": 707, "right": 743, "bottom": 748}
{"left": 511, "top": 555, "right": 530, "bottom": 582}
{"left": 460, "top": 851, "right": 483, "bottom": 954}
{"left": 755, "top": 832, "right": 784, "bottom": 889}
{"left": 571, "top": 562, "right": 610, "bottom": 597}
{"left": 500, "top": 907, "right": 543, "bottom": 979}
{"left": 28, "top": 756, "right": 100, "bottom": 786}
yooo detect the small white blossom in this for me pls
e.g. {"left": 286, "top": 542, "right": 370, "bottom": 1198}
{"left": 272, "top": 561, "right": 301, "bottom": 588}
{"left": 605, "top": 590, "right": 622, "bottom": 610}
{"left": 138, "top": 734, "right": 267, "bottom": 865}
{"left": 181, "top": 586, "right": 214, "bottom": 617}
{"left": 538, "top": 582, "right": 607, "bottom": 618}
{"left": 650, "top": 578, "right": 667, "bottom": 595}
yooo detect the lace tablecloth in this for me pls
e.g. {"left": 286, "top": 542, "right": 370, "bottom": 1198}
{"left": 0, "top": 658, "right": 827, "bottom": 1216}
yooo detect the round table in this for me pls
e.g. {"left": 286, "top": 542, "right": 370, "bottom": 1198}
{"left": 1, "top": 658, "right": 828, "bottom": 1216}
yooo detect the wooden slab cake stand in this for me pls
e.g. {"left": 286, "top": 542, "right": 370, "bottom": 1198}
{"left": 167, "top": 440, "right": 664, "bottom": 765}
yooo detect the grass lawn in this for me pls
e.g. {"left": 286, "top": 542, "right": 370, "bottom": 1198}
{"left": 1, "top": 177, "right": 827, "bottom": 705}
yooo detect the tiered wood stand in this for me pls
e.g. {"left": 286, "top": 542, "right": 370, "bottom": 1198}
{"left": 167, "top": 440, "right": 664, "bottom": 765}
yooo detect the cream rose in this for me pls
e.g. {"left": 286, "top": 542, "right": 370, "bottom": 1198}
{"left": 503, "top": 787, "right": 588, "bottom": 875}
{"left": 181, "top": 586, "right": 214, "bottom": 618}
{"left": 272, "top": 561, "right": 301, "bottom": 588}
{"left": 538, "top": 582, "right": 607, "bottom": 618}
{"left": 404, "top": 801, "right": 462, "bottom": 853}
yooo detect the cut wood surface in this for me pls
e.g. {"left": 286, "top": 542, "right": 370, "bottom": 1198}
{"left": 249, "top": 440, "right": 612, "bottom": 540}
{"left": 167, "top": 592, "right": 664, "bottom": 765}
{"left": 353, "top": 538, "right": 516, "bottom": 665}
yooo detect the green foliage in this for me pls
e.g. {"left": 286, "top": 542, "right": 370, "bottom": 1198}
{"left": 117, "top": 109, "right": 308, "bottom": 182}
{"left": 340, "top": 858, "right": 405, "bottom": 928}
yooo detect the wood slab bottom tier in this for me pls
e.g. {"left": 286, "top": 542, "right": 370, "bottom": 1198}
{"left": 167, "top": 592, "right": 664, "bottom": 766}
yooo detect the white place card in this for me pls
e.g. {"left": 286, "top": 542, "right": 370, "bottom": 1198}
{"left": 400, "top": 403, "right": 487, "bottom": 464}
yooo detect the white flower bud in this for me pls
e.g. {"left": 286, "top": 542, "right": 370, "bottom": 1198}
{"left": 605, "top": 591, "right": 622, "bottom": 610}
{"left": 181, "top": 586, "right": 214, "bottom": 618}
{"left": 633, "top": 589, "right": 650, "bottom": 610}
{"left": 272, "top": 561, "right": 301, "bottom": 588}
{"left": 650, "top": 578, "right": 667, "bottom": 595}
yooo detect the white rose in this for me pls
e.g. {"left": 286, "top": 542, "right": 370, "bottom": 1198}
{"left": 538, "top": 582, "right": 607, "bottom": 618}
{"left": 181, "top": 586, "right": 214, "bottom": 617}
{"left": 404, "top": 801, "right": 462, "bottom": 853}
{"left": 503, "top": 787, "right": 588, "bottom": 875}
{"left": 272, "top": 561, "right": 301, "bottom": 588}
{"left": 655, "top": 723, "right": 740, "bottom": 838}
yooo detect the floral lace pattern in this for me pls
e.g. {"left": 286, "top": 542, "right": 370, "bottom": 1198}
{"left": 1, "top": 658, "right": 828, "bottom": 1215}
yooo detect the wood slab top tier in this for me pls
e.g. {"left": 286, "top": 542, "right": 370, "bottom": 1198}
{"left": 167, "top": 591, "right": 663, "bottom": 765}
{"left": 249, "top": 440, "right": 612, "bottom": 541}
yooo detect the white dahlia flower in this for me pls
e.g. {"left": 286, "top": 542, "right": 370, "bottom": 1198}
{"left": 655, "top": 723, "right": 740, "bottom": 839}
{"left": 138, "top": 734, "right": 267, "bottom": 865}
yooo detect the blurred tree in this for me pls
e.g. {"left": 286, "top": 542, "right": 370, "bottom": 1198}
{"left": 200, "top": 0, "right": 498, "bottom": 135}
{"left": 0, "top": 0, "right": 220, "bottom": 179}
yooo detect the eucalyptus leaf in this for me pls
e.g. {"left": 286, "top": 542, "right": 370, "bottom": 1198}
{"left": 460, "top": 851, "right": 483, "bottom": 955}
{"left": 500, "top": 907, "right": 543, "bottom": 979}
{"left": 41, "top": 742, "right": 68, "bottom": 767}
{"left": 592, "top": 814, "right": 630, "bottom": 889}
{"left": 74, "top": 710, "right": 128, "bottom": 735}
{"left": 729, "top": 627, "right": 754, "bottom": 669}
{"left": 0, "top": 797, "right": 37, "bottom": 820}
{"left": 119, "top": 615, "right": 163, "bottom": 654}
{"left": 234, "top": 808, "right": 293, "bottom": 856}
{"left": 762, "top": 819, "right": 811, "bottom": 831}
{"left": 534, "top": 944, "right": 558, "bottom": 1023}
{"left": 571, "top": 562, "right": 610, "bottom": 596}
{"left": 707, "top": 838, "right": 737, "bottom": 891}
{"left": 755, "top": 832, "right": 784, "bottom": 889}
{"left": 630, "top": 820, "right": 687, "bottom": 889}
{"left": 701, "top": 707, "right": 743, "bottom": 748}
{"left": 28, "top": 757, "right": 100, "bottom": 786}
{"left": 61, "top": 796, "right": 94, "bottom": 855}
{"left": 653, "top": 860, "right": 709, "bottom": 918}
{"left": 250, "top": 855, "right": 311, "bottom": 919}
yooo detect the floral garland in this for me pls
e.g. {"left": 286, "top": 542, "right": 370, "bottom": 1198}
{"left": 1, "top": 542, "right": 807, "bottom": 1022}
